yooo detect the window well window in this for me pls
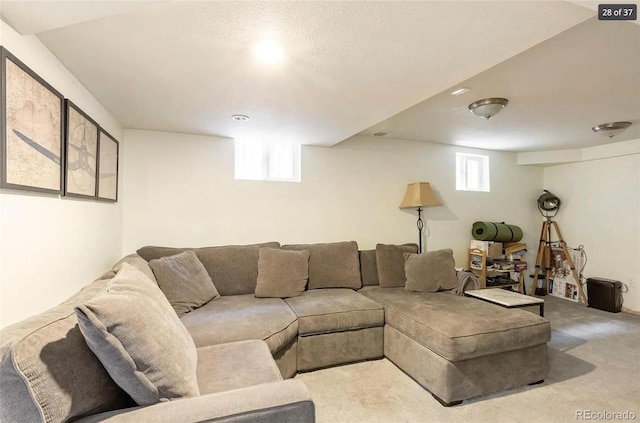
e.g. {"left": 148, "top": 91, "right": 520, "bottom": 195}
{"left": 235, "top": 139, "right": 301, "bottom": 182}
{"left": 456, "top": 152, "right": 490, "bottom": 192}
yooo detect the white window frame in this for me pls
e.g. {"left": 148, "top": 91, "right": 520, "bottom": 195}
{"left": 456, "top": 152, "right": 490, "bottom": 192}
{"left": 235, "top": 139, "right": 301, "bottom": 182}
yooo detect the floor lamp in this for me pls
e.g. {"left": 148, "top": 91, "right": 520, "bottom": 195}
{"left": 400, "top": 182, "right": 441, "bottom": 253}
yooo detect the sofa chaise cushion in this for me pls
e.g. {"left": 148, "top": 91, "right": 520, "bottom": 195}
{"left": 75, "top": 263, "right": 200, "bottom": 405}
{"left": 285, "top": 289, "right": 384, "bottom": 336}
{"left": 137, "top": 242, "right": 281, "bottom": 296}
{"left": 196, "top": 340, "right": 283, "bottom": 395}
{"left": 255, "top": 247, "right": 310, "bottom": 298}
{"left": 180, "top": 294, "right": 298, "bottom": 354}
{"left": 360, "top": 287, "right": 551, "bottom": 361}
{"left": 283, "top": 241, "right": 362, "bottom": 289}
{"left": 148, "top": 250, "right": 220, "bottom": 316}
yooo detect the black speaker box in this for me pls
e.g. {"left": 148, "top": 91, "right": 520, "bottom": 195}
{"left": 586, "top": 278, "right": 622, "bottom": 313}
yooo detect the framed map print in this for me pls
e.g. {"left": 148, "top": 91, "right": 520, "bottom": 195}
{"left": 1, "top": 47, "right": 64, "bottom": 194}
{"left": 97, "top": 129, "right": 119, "bottom": 202}
{"left": 64, "top": 100, "right": 98, "bottom": 198}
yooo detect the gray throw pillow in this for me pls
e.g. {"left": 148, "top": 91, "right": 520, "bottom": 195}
{"left": 149, "top": 251, "right": 220, "bottom": 317}
{"left": 75, "top": 263, "right": 200, "bottom": 406}
{"left": 404, "top": 249, "right": 458, "bottom": 292}
{"left": 255, "top": 247, "right": 310, "bottom": 298}
{"left": 376, "top": 243, "right": 419, "bottom": 287}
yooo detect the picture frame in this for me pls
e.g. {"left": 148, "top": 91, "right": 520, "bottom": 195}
{"left": 97, "top": 128, "right": 119, "bottom": 202}
{"left": 1, "top": 47, "right": 65, "bottom": 194}
{"left": 64, "top": 100, "right": 99, "bottom": 199}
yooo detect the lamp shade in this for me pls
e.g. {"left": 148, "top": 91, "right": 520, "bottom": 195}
{"left": 399, "top": 182, "right": 441, "bottom": 208}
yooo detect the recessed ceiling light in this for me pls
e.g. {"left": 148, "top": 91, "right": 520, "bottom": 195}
{"left": 253, "top": 40, "right": 284, "bottom": 64}
{"left": 451, "top": 87, "right": 470, "bottom": 96}
{"left": 232, "top": 114, "right": 250, "bottom": 121}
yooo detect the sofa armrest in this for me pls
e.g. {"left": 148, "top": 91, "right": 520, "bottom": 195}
{"left": 75, "top": 380, "right": 314, "bottom": 423}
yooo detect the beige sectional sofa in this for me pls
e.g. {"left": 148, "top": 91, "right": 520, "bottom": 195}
{"left": 0, "top": 240, "right": 551, "bottom": 423}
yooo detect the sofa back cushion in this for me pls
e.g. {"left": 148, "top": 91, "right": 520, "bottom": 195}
{"left": 137, "top": 242, "right": 281, "bottom": 296}
{"left": 376, "top": 243, "right": 419, "bottom": 287}
{"left": 0, "top": 271, "right": 133, "bottom": 423}
{"left": 359, "top": 250, "right": 378, "bottom": 286}
{"left": 283, "top": 241, "right": 361, "bottom": 289}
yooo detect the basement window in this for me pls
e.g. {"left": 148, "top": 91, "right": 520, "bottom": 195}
{"left": 235, "top": 139, "right": 301, "bottom": 182}
{"left": 456, "top": 152, "right": 490, "bottom": 192}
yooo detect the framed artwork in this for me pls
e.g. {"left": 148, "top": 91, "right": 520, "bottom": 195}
{"left": 64, "top": 100, "right": 98, "bottom": 198}
{"left": 97, "top": 129, "right": 119, "bottom": 202}
{"left": 1, "top": 47, "right": 64, "bottom": 194}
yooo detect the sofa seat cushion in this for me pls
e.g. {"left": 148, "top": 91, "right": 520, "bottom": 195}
{"left": 284, "top": 289, "right": 384, "bottom": 336}
{"left": 196, "top": 340, "right": 282, "bottom": 395}
{"left": 360, "top": 287, "right": 550, "bottom": 361}
{"left": 180, "top": 294, "right": 298, "bottom": 354}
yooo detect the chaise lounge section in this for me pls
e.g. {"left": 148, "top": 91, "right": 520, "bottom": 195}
{"left": 360, "top": 287, "right": 550, "bottom": 406}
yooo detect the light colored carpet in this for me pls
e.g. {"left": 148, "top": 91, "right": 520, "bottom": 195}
{"left": 296, "top": 296, "right": 640, "bottom": 423}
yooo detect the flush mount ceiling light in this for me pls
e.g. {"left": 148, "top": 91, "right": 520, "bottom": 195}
{"left": 253, "top": 40, "right": 284, "bottom": 64}
{"left": 232, "top": 114, "right": 250, "bottom": 121}
{"left": 591, "top": 121, "right": 631, "bottom": 138}
{"left": 468, "top": 98, "right": 509, "bottom": 119}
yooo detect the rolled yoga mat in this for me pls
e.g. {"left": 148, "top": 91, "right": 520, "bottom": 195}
{"left": 472, "top": 221, "right": 523, "bottom": 242}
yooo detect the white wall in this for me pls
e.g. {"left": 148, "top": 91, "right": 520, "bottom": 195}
{"left": 122, "top": 130, "right": 544, "bottom": 289}
{"left": 0, "top": 21, "right": 123, "bottom": 328}
{"left": 543, "top": 153, "right": 640, "bottom": 312}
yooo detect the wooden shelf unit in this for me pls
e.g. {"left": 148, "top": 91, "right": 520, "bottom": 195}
{"left": 468, "top": 248, "right": 525, "bottom": 292}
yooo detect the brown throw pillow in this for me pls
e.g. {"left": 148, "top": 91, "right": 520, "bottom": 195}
{"left": 255, "top": 247, "right": 310, "bottom": 298}
{"left": 404, "top": 249, "right": 458, "bottom": 292}
{"left": 149, "top": 251, "right": 220, "bottom": 317}
{"left": 376, "top": 243, "right": 419, "bottom": 287}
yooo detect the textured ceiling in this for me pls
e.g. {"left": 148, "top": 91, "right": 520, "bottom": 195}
{"left": 3, "top": 1, "right": 633, "bottom": 151}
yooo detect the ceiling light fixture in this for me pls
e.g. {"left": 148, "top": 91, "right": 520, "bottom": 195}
{"left": 451, "top": 87, "right": 470, "bottom": 96}
{"left": 232, "top": 114, "right": 250, "bottom": 121}
{"left": 591, "top": 121, "right": 631, "bottom": 138}
{"left": 468, "top": 98, "right": 509, "bottom": 119}
{"left": 253, "top": 40, "right": 284, "bottom": 64}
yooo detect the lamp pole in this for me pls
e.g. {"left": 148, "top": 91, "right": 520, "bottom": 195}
{"left": 417, "top": 207, "right": 424, "bottom": 254}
